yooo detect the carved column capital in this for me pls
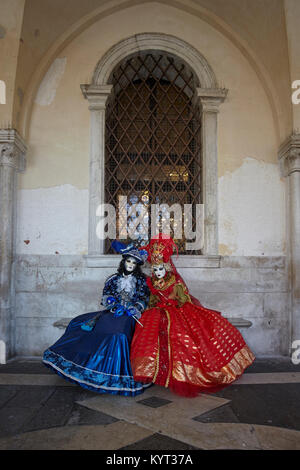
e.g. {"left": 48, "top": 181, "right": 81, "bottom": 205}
{"left": 278, "top": 133, "right": 300, "bottom": 177}
{"left": 80, "top": 84, "right": 113, "bottom": 111}
{"left": 0, "top": 129, "right": 27, "bottom": 172}
{"left": 197, "top": 88, "right": 228, "bottom": 113}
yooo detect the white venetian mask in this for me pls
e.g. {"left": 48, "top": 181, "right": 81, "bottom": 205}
{"left": 153, "top": 264, "right": 166, "bottom": 279}
{"left": 124, "top": 256, "right": 138, "bottom": 273}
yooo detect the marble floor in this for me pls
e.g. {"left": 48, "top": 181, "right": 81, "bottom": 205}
{"left": 0, "top": 357, "right": 300, "bottom": 451}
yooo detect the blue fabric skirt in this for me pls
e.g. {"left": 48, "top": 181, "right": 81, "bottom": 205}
{"left": 42, "top": 310, "right": 151, "bottom": 396}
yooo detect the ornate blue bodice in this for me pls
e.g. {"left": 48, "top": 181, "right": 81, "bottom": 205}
{"left": 100, "top": 273, "right": 150, "bottom": 319}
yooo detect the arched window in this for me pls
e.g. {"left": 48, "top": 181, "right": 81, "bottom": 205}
{"left": 105, "top": 51, "right": 202, "bottom": 254}
{"left": 81, "top": 34, "right": 227, "bottom": 259}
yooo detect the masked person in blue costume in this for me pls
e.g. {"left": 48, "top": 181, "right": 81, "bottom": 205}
{"left": 42, "top": 241, "right": 151, "bottom": 396}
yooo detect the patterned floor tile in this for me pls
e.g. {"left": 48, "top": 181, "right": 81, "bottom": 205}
{"left": 193, "top": 403, "right": 239, "bottom": 424}
{"left": 137, "top": 396, "right": 173, "bottom": 408}
{"left": 0, "top": 422, "right": 154, "bottom": 450}
{"left": 119, "top": 432, "right": 201, "bottom": 450}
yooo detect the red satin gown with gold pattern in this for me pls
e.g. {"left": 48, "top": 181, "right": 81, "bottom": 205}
{"left": 130, "top": 271, "right": 255, "bottom": 397}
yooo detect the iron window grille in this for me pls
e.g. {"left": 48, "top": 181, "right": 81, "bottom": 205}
{"left": 105, "top": 51, "right": 202, "bottom": 254}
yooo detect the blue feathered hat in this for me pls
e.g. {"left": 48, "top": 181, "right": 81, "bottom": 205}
{"left": 111, "top": 240, "right": 148, "bottom": 265}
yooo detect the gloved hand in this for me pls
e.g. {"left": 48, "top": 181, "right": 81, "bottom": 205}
{"left": 106, "top": 296, "right": 116, "bottom": 306}
{"left": 113, "top": 304, "right": 126, "bottom": 317}
{"left": 125, "top": 306, "right": 140, "bottom": 317}
{"left": 101, "top": 295, "right": 117, "bottom": 310}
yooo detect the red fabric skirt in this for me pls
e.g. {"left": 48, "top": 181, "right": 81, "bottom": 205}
{"left": 130, "top": 301, "right": 255, "bottom": 397}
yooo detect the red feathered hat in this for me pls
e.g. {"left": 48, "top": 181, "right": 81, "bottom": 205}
{"left": 143, "top": 233, "right": 178, "bottom": 265}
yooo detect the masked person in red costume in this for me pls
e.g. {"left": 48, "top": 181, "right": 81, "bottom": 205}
{"left": 130, "top": 234, "right": 255, "bottom": 397}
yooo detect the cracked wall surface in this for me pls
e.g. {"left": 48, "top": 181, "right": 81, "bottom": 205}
{"left": 16, "top": 185, "right": 88, "bottom": 255}
{"left": 219, "top": 158, "right": 286, "bottom": 256}
{"left": 35, "top": 58, "right": 67, "bottom": 106}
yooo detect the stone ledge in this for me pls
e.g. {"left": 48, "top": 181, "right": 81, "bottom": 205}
{"left": 220, "top": 256, "right": 285, "bottom": 269}
{"left": 15, "top": 254, "right": 286, "bottom": 269}
{"left": 53, "top": 316, "right": 252, "bottom": 330}
{"left": 84, "top": 254, "right": 221, "bottom": 268}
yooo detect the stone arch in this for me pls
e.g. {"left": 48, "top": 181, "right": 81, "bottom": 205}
{"left": 92, "top": 33, "right": 218, "bottom": 89}
{"left": 19, "top": 0, "right": 284, "bottom": 142}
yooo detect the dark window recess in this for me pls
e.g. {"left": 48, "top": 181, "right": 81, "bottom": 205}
{"left": 105, "top": 51, "right": 202, "bottom": 254}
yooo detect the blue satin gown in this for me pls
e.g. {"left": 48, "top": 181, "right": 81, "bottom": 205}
{"left": 43, "top": 272, "right": 151, "bottom": 396}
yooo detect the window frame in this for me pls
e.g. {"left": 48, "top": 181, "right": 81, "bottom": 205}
{"left": 80, "top": 33, "right": 227, "bottom": 265}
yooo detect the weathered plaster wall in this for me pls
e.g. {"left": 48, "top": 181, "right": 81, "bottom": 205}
{"left": 14, "top": 0, "right": 292, "bottom": 141}
{"left": 16, "top": 185, "right": 88, "bottom": 255}
{"left": 17, "top": 2, "right": 285, "bottom": 257}
{"left": 284, "top": 0, "right": 300, "bottom": 131}
{"left": 0, "top": 0, "right": 25, "bottom": 127}
{"left": 219, "top": 158, "right": 286, "bottom": 256}
{"left": 34, "top": 58, "right": 67, "bottom": 107}
{"left": 196, "top": 0, "right": 292, "bottom": 141}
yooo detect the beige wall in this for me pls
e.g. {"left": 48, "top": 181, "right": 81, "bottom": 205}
{"left": 0, "top": 0, "right": 25, "bottom": 127}
{"left": 196, "top": 0, "right": 292, "bottom": 141}
{"left": 13, "top": 0, "right": 292, "bottom": 142}
{"left": 15, "top": 3, "right": 286, "bottom": 256}
{"left": 24, "top": 2, "right": 281, "bottom": 188}
{"left": 284, "top": 0, "right": 300, "bottom": 131}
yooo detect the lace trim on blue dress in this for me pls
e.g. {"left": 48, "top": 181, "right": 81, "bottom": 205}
{"left": 43, "top": 349, "right": 151, "bottom": 395}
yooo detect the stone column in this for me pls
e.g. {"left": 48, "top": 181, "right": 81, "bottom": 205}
{"left": 81, "top": 84, "right": 113, "bottom": 255}
{"left": 197, "top": 88, "right": 228, "bottom": 255}
{"left": 278, "top": 134, "right": 300, "bottom": 350}
{"left": 0, "top": 129, "right": 26, "bottom": 363}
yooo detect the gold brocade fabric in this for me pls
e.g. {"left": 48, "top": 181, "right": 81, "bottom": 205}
{"left": 152, "top": 272, "right": 176, "bottom": 291}
{"left": 172, "top": 345, "right": 255, "bottom": 387}
{"left": 148, "top": 280, "right": 191, "bottom": 307}
{"left": 132, "top": 344, "right": 255, "bottom": 389}
{"left": 132, "top": 354, "right": 158, "bottom": 380}
{"left": 148, "top": 293, "right": 159, "bottom": 308}
{"left": 173, "top": 283, "right": 191, "bottom": 306}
